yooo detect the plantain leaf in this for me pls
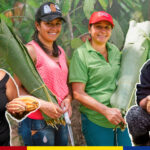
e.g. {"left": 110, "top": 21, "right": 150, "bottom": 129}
{"left": 73, "top": 23, "right": 88, "bottom": 34}
{"left": 24, "top": 4, "right": 36, "bottom": 21}
{"left": 110, "top": 21, "right": 150, "bottom": 111}
{"left": 98, "top": 0, "right": 109, "bottom": 10}
{"left": 83, "top": 0, "right": 97, "bottom": 19}
{"left": 109, "top": 19, "right": 124, "bottom": 50}
{"left": 61, "top": 0, "right": 72, "bottom": 16}
{"left": 14, "top": 21, "right": 35, "bottom": 43}
{"left": 26, "top": 0, "right": 41, "bottom": 8}
{"left": 0, "top": 57, "right": 13, "bottom": 75}
{"left": 71, "top": 38, "right": 83, "bottom": 49}
{"left": 73, "top": 0, "right": 80, "bottom": 8}
{"left": 0, "top": 14, "right": 13, "bottom": 27}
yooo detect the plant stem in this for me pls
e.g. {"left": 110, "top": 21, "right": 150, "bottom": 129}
{"left": 66, "top": 14, "right": 74, "bottom": 40}
{"left": 69, "top": 6, "right": 82, "bottom": 16}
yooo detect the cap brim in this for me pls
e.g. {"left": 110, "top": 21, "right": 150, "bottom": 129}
{"left": 41, "top": 14, "right": 66, "bottom": 22}
{"left": 90, "top": 18, "right": 114, "bottom": 27}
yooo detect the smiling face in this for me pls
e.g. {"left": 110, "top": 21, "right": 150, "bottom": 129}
{"left": 89, "top": 21, "right": 112, "bottom": 45}
{"left": 35, "top": 18, "right": 62, "bottom": 43}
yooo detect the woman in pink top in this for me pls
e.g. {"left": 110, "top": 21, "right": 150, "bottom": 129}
{"left": 8, "top": 1, "right": 72, "bottom": 146}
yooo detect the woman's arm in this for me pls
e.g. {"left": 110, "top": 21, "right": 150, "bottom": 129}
{"left": 0, "top": 70, "right": 18, "bottom": 101}
{"left": 61, "top": 93, "right": 72, "bottom": 117}
{"left": 136, "top": 61, "right": 150, "bottom": 113}
{"left": 72, "top": 82, "right": 125, "bottom": 125}
{"left": 26, "top": 44, "right": 37, "bottom": 64}
{"left": 6, "top": 75, "right": 18, "bottom": 101}
{"left": 60, "top": 52, "right": 72, "bottom": 117}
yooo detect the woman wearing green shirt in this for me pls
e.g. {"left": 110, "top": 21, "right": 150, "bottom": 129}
{"left": 69, "top": 11, "right": 131, "bottom": 146}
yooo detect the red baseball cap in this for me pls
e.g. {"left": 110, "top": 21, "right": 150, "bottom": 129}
{"left": 89, "top": 11, "right": 114, "bottom": 27}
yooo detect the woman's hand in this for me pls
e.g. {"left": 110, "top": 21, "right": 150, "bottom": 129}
{"left": 139, "top": 96, "right": 150, "bottom": 113}
{"left": 6, "top": 98, "right": 26, "bottom": 114}
{"left": 104, "top": 107, "right": 126, "bottom": 125}
{"left": 38, "top": 100, "right": 65, "bottom": 119}
{"left": 61, "top": 95, "right": 72, "bottom": 117}
{"left": 145, "top": 96, "right": 150, "bottom": 113}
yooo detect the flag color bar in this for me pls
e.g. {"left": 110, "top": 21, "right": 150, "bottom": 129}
{"left": 124, "top": 146, "right": 150, "bottom": 150}
{"left": 27, "top": 146, "right": 123, "bottom": 150}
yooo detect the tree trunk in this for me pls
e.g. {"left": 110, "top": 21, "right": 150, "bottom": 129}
{"left": 66, "top": 14, "right": 74, "bottom": 40}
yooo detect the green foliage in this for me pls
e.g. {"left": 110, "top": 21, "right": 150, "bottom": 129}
{"left": 25, "top": 3, "right": 37, "bottom": 21}
{"left": 0, "top": 0, "right": 13, "bottom": 12}
{"left": 109, "top": 19, "right": 124, "bottom": 50}
{"left": 14, "top": 20, "right": 35, "bottom": 43}
{"left": 71, "top": 38, "right": 83, "bottom": 49}
{"left": 26, "top": 0, "right": 41, "bottom": 7}
{"left": 61, "top": 0, "right": 72, "bottom": 16}
{"left": 141, "top": 0, "right": 149, "bottom": 20}
{"left": 0, "top": 14, "right": 13, "bottom": 27}
{"left": 73, "top": 0, "right": 80, "bottom": 9}
{"left": 108, "top": 0, "right": 113, "bottom": 8}
{"left": 83, "top": 0, "right": 97, "bottom": 19}
{"left": 0, "top": 57, "right": 13, "bottom": 75}
{"left": 98, "top": 0, "right": 108, "bottom": 10}
{"left": 0, "top": 0, "right": 149, "bottom": 58}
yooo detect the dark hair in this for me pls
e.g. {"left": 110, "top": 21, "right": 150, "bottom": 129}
{"left": 32, "top": 20, "right": 61, "bottom": 57}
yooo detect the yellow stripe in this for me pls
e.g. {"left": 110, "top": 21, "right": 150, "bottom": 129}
{"left": 27, "top": 146, "right": 123, "bottom": 150}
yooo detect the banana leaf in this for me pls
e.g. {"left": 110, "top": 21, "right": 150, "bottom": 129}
{"left": 110, "top": 20, "right": 150, "bottom": 114}
{"left": 0, "top": 19, "right": 65, "bottom": 126}
{"left": 0, "top": 57, "right": 13, "bottom": 75}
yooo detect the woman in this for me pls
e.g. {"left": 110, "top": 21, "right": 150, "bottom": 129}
{"left": 69, "top": 11, "right": 131, "bottom": 146}
{"left": 8, "top": 1, "right": 72, "bottom": 146}
{"left": 0, "top": 69, "right": 23, "bottom": 146}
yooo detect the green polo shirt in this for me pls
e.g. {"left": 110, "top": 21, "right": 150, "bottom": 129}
{"left": 69, "top": 40, "right": 121, "bottom": 128}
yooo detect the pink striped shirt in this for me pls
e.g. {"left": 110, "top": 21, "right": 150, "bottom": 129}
{"left": 27, "top": 40, "right": 69, "bottom": 119}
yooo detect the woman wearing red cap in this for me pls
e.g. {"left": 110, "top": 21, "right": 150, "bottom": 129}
{"left": 7, "top": 2, "right": 72, "bottom": 146}
{"left": 69, "top": 11, "right": 131, "bottom": 146}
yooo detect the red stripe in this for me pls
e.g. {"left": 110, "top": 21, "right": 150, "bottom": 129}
{"left": 0, "top": 146, "right": 27, "bottom": 150}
